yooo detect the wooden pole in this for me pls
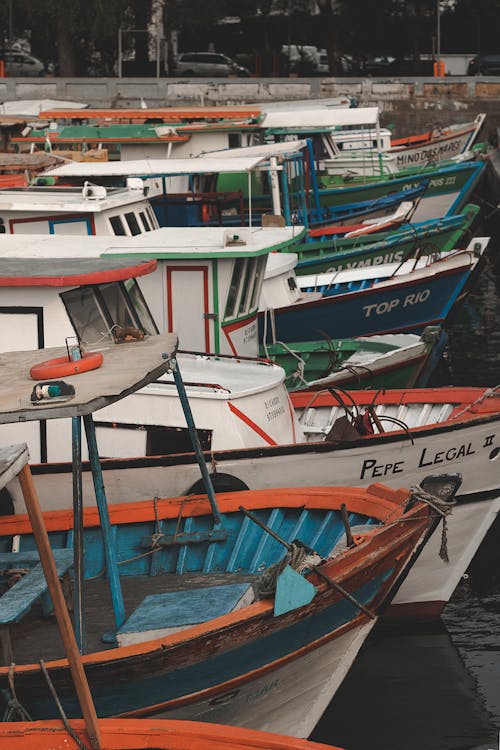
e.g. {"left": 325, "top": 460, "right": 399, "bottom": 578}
{"left": 18, "top": 464, "right": 102, "bottom": 750}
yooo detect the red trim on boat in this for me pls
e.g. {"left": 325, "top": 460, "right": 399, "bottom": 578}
{"left": 0, "top": 259, "right": 157, "bottom": 287}
{"left": 228, "top": 402, "right": 279, "bottom": 445}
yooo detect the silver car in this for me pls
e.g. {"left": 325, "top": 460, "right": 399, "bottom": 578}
{"left": 173, "top": 52, "right": 249, "bottom": 77}
{"left": 0, "top": 49, "right": 45, "bottom": 76}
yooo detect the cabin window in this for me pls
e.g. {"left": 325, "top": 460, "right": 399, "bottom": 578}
{"left": 249, "top": 255, "right": 267, "bottom": 310}
{"left": 225, "top": 259, "right": 245, "bottom": 319}
{"left": 147, "top": 206, "right": 159, "bottom": 229}
{"left": 228, "top": 133, "right": 242, "bottom": 149}
{"left": 61, "top": 279, "right": 157, "bottom": 346}
{"left": 109, "top": 215, "right": 127, "bottom": 235}
{"left": 60, "top": 287, "right": 110, "bottom": 345}
{"left": 139, "top": 210, "right": 151, "bottom": 232}
{"left": 123, "top": 278, "right": 158, "bottom": 335}
{"left": 125, "top": 212, "right": 142, "bottom": 236}
{"left": 238, "top": 259, "right": 254, "bottom": 314}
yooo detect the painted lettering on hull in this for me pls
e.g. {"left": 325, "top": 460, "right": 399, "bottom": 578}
{"left": 418, "top": 442, "right": 476, "bottom": 467}
{"left": 324, "top": 250, "right": 405, "bottom": 273}
{"left": 395, "top": 137, "right": 464, "bottom": 169}
{"left": 363, "top": 289, "right": 431, "bottom": 319}
{"left": 359, "top": 437, "right": 496, "bottom": 481}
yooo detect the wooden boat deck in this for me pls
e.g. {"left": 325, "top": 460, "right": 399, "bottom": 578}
{"left": 9, "top": 571, "right": 257, "bottom": 664}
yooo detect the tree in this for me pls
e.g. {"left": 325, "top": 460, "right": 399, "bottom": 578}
{"left": 11, "top": 0, "right": 155, "bottom": 76}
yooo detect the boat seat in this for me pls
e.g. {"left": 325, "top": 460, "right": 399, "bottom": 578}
{"left": 0, "top": 549, "right": 74, "bottom": 665}
{"left": 116, "top": 581, "right": 254, "bottom": 647}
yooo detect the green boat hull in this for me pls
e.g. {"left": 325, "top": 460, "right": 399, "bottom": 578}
{"left": 292, "top": 204, "right": 479, "bottom": 274}
{"left": 261, "top": 328, "right": 444, "bottom": 391}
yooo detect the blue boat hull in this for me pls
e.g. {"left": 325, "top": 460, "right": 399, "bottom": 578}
{"left": 259, "top": 263, "right": 475, "bottom": 342}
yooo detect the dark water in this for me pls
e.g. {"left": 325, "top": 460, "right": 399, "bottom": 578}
{"left": 311, "top": 170, "right": 500, "bottom": 750}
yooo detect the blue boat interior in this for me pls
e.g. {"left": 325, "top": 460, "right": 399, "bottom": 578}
{"left": 0, "top": 503, "right": 379, "bottom": 663}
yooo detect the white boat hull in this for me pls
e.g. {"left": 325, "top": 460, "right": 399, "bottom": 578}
{"left": 23, "top": 408, "right": 500, "bottom": 617}
{"left": 135, "top": 619, "right": 375, "bottom": 738}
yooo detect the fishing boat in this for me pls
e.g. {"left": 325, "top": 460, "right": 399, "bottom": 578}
{"left": 258, "top": 108, "right": 486, "bottom": 177}
{"left": 261, "top": 326, "right": 446, "bottom": 391}
{"left": 306, "top": 199, "right": 415, "bottom": 238}
{"left": 259, "top": 238, "right": 487, "bottom": 342}
{"left": 0, "top": 178, "right": 161, "bottom": 235}
{"left": 296, "top": 203, "right": 480, "bottom": 274}
{"left": 0, "top": 247, "right": 302, "bottom": 463}
{"left": 20, "top": 383, "right": 500, "bottom": 621}
{"left": 0, "top": 718, "right": 343, "bottom": 750}
{"left": 36, "top": 145, "right": 401, "bottom": 232}
{"left": 315, "top": 160, "right": 486, "bottom": 223}
{"left": 0, "top": 225, "right": 305, "bottom": 359}
{"left": 29, "top": 106, "right": 484, "bottom": 180}
{"left": 0, "top": 340, "right": 450, "bottom": 733}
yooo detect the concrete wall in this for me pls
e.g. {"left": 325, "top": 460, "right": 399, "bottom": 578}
{"left": 1, "top": 75, "right": 499, "bottom": 139}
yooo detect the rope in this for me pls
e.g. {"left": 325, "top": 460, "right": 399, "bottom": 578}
{"left": 39, "top": 660, "right": 91, "bottom": 750}
{"left": 408, "top": 484, "right": 455, "bottom": 563}
{"left": 255, "top": 541, "right": 322, "bottom": 599}
{"left": 2, "top": 664, "right": 32, "bottom": 722}
{"left": 450, "top": 384, "right": 500, "bottom": 420}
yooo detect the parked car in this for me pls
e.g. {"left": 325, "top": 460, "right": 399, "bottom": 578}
{"left": 172, "top": 52, "right": 249, "bottom": 77}
{"left": 0, "top": 48, "right": 45, "bottom": 76}
{"left": 467, "top": 54, "right": 500, "bottom": 75}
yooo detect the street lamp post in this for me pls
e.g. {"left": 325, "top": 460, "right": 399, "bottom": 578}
{"left": 434, "top": 0, "right": 444, "bottom": 76}
{"left": 8, "top": 0, "right": 13, "bottom": 47}
{"left": 436, "top": 0, "right": 441, "bottom": 66}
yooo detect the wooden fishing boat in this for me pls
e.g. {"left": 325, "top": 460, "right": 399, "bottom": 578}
{"left": 259, "top": 238, "right": 487, "bottom": 342}
{"left": 315, "top": 160, "right": 486, "bottom": 223}
{"left": 0, "top": 341, "right": 450, "bottom": 733}
{"left": 389, "top": 114, "right": 486, "bottom": 172}
{"left": 260, "top": 326, "right": 446, "bottom": 391}
{"left": 31, "top": 134, "right": 442, "bottom": 237}
{"left": 296, "top": 204, "right": 480, "bottom": 274}
{"left": 259, "top": 108, "right": 486, "bottom": 177}
{"left": 0, "top": 718, "right": 343, "bottom": 750}
{"left": 0, "top": 225, "right": 304, "bottom": 360}
{"left": 22, "top": 384, "right": 500, "bottom": 621}
{"left": 0, "top": 247, "right": 304, "bottom": 463}
{"left": 306, "top": 199, "right": 414, "bottom": 238}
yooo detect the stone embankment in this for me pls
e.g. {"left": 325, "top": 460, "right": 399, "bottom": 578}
{"left": 1, "top": 76, "right": 499, "bottom": 140}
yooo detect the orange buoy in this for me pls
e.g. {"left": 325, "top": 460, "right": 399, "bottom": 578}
{"left": 30, "top": 352, "right": 103, "bottom": 381}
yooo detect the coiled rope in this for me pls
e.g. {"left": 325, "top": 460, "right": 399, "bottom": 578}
{"left": 255, "top": 540, "right": 322, "bottom": 599}
{"left": 408, "top": 484, "right": 455, "bottom": 563}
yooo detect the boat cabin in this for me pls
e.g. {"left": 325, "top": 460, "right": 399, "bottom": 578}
{"left": 0, "top": 179, "right": 159, "bottom": 236}
{"left": 0, "top": 248, "right": 300, "bottom": 473}
{"left": 0, "top": 226, "right": 304, "bottom": 358}
{"left": 39, "top": 144, "right": 310, "bottom": 228}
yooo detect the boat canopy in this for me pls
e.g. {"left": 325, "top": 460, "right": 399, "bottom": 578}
{"left": 198, "top": 139, "right": 308, "bottom": 159}
{"left": 44, "top": 156, "right": 274, "bottom": 179}
{"left": 0, "top": 226, "right": 305, "bottom": 260}
{"left": 262, "top": 107, "right": 381, "bottom": 130}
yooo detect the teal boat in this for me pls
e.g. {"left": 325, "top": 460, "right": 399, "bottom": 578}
{"left": 260, "top": 327, "right": 446, "bottom": 391}
{"left": 292, "top": 203, "right": 480, "bottom": 275}
{"left": 306, "top": 160, "right": 486, "bottom": 223}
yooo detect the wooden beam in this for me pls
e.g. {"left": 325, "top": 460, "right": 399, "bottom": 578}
{"left": 18, "top": 464, "right": 102, "bottom": 750}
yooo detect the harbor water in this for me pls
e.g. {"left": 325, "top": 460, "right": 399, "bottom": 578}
{"left": 312, "top": 177, "right": 500, "bottom": 750}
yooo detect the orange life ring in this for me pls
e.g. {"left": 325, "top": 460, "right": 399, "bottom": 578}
{"left": 30, "top": 352, "right": 104, "bottom": 381}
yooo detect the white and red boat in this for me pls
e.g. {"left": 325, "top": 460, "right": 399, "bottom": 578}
{"left": 0, "top": 384, "right": 494, "bottom": 620}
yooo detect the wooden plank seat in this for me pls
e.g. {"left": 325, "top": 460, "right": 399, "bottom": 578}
{"left": 0, "top": 549, "right": 74, "bottom": 664}
{"left": 116, "top": 582, "right": 254, "bottom": 647}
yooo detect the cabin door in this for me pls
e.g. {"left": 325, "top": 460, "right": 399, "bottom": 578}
{"left": 166, "top": 266, "right": 211, "bottom": 352}
{"left": 0, "top": 308, "right": 44, "bottom": 462}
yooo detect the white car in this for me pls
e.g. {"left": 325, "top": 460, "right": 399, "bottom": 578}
{"left": 0, "top": 49, "right": 45, "bottom": 76}
{"left": 173, "top": 52, "right": 249, "bottom": 77}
